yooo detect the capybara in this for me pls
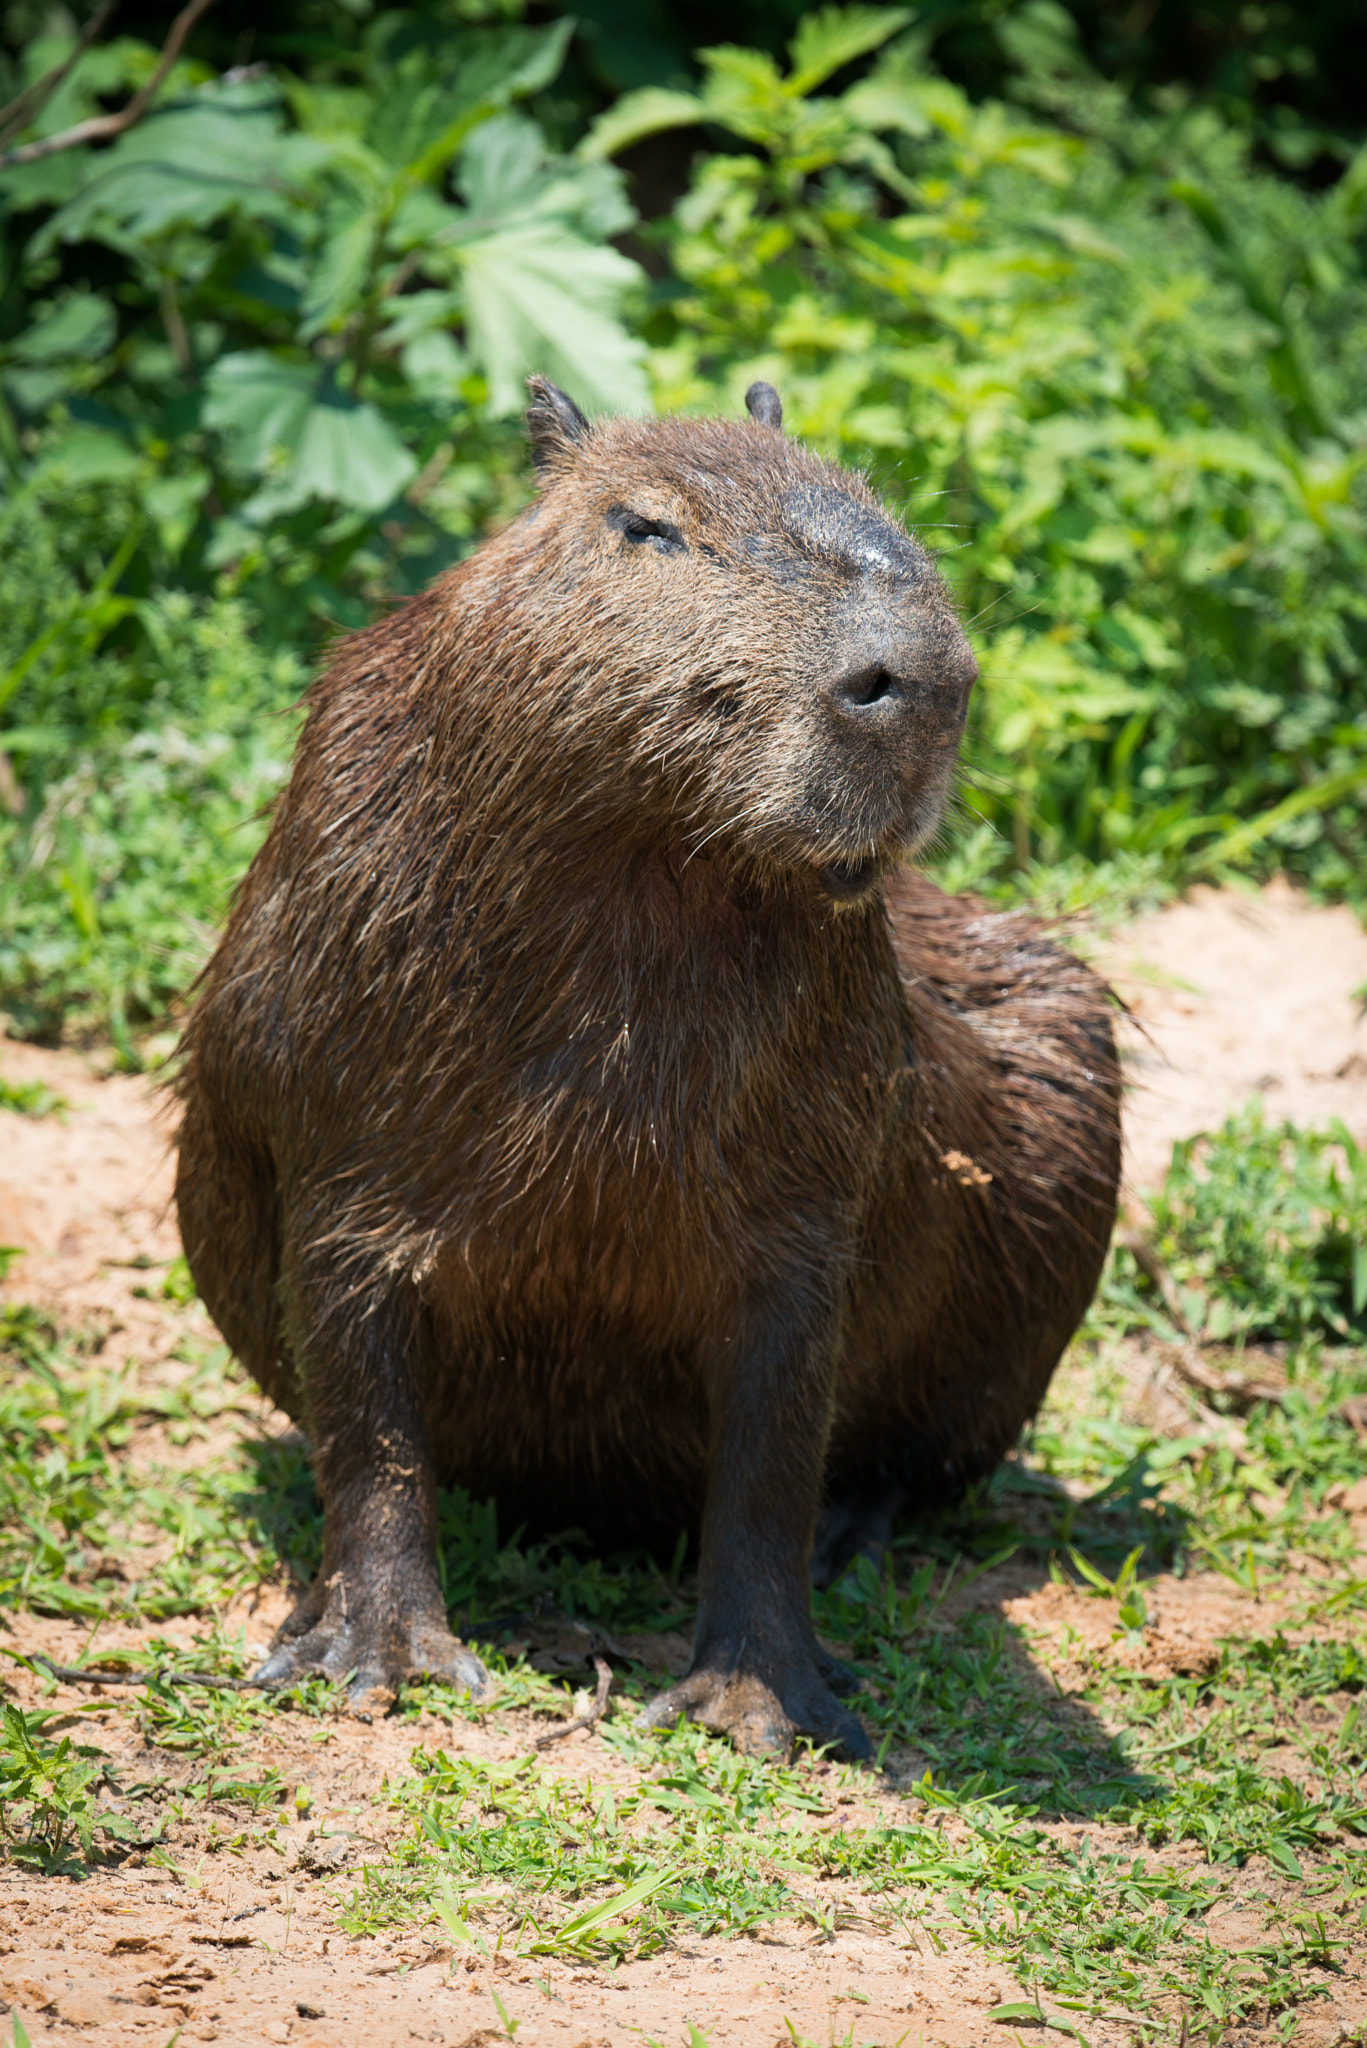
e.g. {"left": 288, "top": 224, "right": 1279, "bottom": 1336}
{"left": 175, "top": 377, "right": 1120, "bottom": 1758}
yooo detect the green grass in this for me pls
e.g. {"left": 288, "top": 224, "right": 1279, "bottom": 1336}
{"left": 2, "top": 1105, "right": 1367, "bottom": 2038}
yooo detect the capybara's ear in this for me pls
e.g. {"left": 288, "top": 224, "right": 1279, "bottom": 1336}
{"left": 745, "top": 381, "right": 783, "bottom": 431}
{"left": 526, "top": 375, "right": 591, "bottom": 472}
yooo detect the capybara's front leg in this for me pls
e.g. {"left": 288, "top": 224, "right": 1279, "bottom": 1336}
{"left": 644, "top": 1304, "right": 870, "bottom": 1760}
{"left": 255, "top": 1237, "right": 489, "bottom": 1713}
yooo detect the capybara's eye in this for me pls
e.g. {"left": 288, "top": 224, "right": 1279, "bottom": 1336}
{"left": 606, "top": 503, "right": 686, "bottom": 555}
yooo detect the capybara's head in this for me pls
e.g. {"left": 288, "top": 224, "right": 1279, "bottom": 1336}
{"left": 483, "top": 377, "right": 977, "bottom": 904}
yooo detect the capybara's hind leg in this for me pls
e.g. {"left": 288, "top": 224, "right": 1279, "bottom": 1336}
{"left": 811, "top": 1476, "right": 904, "bottom": 1590}
{"left": 826, "top": 876, "right": 1121, "bottom": 1567}
{"left": 253, "top": 1215, "right": 489, "bottom": 1712}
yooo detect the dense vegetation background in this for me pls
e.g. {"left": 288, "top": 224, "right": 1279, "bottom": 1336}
{"left": 1, "top": 0, "right": 1364, "bottom": 1050}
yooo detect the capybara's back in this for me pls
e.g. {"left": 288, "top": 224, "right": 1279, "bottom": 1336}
{"left": 176, "top": 380, "right": 1119, "bottom": 1754}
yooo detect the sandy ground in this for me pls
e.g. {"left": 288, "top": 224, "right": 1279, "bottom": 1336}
{"left": 2, "top": 878, "right": 1367, "bottom": 2048}
{"left": 1099, "top": 875, "right": 1367, "bottom": 1196}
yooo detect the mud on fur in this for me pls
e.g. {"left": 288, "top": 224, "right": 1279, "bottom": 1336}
{"left": 174, "top": 378, "right": 1120, "bottom": 1758}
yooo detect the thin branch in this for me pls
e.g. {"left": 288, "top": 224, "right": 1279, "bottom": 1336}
{"left": 0, "top": 0, "right": 216, "bottom": 170}
{"left": 534, "top": 1655, "right": 612, "bottom": 1748}
{"left": 26, "top": 1651, "right": 267, "bottom": 1692}
{"left": 0, "top": 1, "right": 118, "bottom": 151}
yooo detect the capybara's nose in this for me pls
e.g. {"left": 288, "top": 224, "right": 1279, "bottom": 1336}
{"left": 831, "top": 663, "right": 901, "bottom": 716}
{"left": 826, "top": 660, "right": 907, "bottom": 729}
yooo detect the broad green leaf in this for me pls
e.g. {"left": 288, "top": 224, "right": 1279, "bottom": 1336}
{"left": 554, "top": 1865, "right": 676, "bottom": 1942}
{"left": 299, "top": 197, "right": 382, "bottom": 339}
{"left": 8, "top": 290, "right": 114, "bottom": 364}
{"left": 33, "top": 80, "right": 317, "bottom": 250}
{"left": 253, "top": 398, "right": 417, "bottom": 516}
{"left": 1266, "top": 1837, "right": 1304, "bottom": 1879}
{"left": 205, "top": 348, "right": 421, "bottom": 517}
{"left": 697, "top": 48, "right": 789, "bottom": 145}
{"left": 33, "top": 426, "right": 139, "bottom": 485}
{"left": 579, "top": 87, "right": 708, "bottom": 162}
{"left": 389, "top": 185, "right": 464, "bottom": 252}
{"left": 447, "top": 117, "right": 650, "bottom": 417}
{"left": 786, "top": 6, "right": 913, "bottom": 96}
{"left": 377, "top": 289, "right": 464, "bottom": 345}
{"left": 401, "top": 329, "right": 469, "bottom": 402}
{"left": 142, "top": 471, "right": 210, "bottom": 556}
{"left": 458, "top": 224, "right": 649, "bottom": 416}
{"left": 460, "top": 111, "right": 568, "bottom": 217}
{"left": 458, "top": 118, "right": 636, "bottom": 242}
{"left": 500, "top": 15, "right": 576, "bottom": 99}
{"left": 840, "top": 73, "right": 935, "bottom": 139}
{"left": 203, "top": 352, "right": 317, "bottom": 473}
{"left": 400, "top": 19, "right": 576, "bottom": 187}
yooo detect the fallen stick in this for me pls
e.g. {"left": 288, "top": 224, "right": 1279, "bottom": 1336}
{"left": 24, "top": 1651, "right": 267, "bottom": 1693}
{"left": 534, "top": 1655, "right": 612, "bottom": 1748}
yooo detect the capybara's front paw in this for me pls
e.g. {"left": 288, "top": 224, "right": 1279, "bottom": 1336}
{"left": 642, "top": 1662, "right": 870, "bottom": 1760}
{"left": 254, "top": 1593, "right": 491, "bottom": 1714}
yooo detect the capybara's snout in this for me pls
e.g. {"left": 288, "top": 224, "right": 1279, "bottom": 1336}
{"left": 794, "top": 582, "right": 979, "bottom": 894}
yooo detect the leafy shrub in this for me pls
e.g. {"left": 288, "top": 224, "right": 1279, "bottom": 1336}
{"left": 0, "top": 1701, "right": 131, "bottom": 1871}
{"left": 0, "top": 6, "right": 662, "bottom": 1037}
{"left": 1117, "top": 1100, "right": 1367, "bottom": 1344}
{"left": 0, "top": 4, "right": 1365, "bottom": 1038}
{"left": 593, "top": 7, "right": 1367, "bottom": 895}
{"left": 0, "top": 579, "right": 303, "bottom": 1042}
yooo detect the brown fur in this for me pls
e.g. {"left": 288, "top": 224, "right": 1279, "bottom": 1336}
{"left": 175, "top": 381, "right": 1120, "bottom": 1755}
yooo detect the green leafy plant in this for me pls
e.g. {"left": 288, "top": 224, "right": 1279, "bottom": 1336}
{"left": 0, "top": 1072, "right": 66, "bottom": 1115}
{"left": 1115, "top": 1101, "right": 1367, "bottom": 1345}
{"left": 0, "top": 8, "right": 650, "bottom": 1037}
{"left": 589, "top": 9, "right": 1367, "bottom": 899}
{"left": 0, "top": 1699, "right": 133, "bottom": 1869}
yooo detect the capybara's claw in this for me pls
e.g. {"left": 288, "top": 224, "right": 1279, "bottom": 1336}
{"left": 252, "top": 1615, "right": 491, "bottom": 1712}
{"left": 253, "top": 1645, "right": 304, "bottom": 1689}
{"left": 407, "top": 1626, "right": 494, "bottom": 1702}
{"left": 642, "top": 1665, "right": 871, "bottom": 1761}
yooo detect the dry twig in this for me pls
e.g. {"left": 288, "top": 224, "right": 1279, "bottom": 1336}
{"left": 0, "top": 1, "right": 118, "bottom": 151}
{"left": 0, "top": 0, "right": 216, "bottom": 170}
{"left": 25, "top": 1651, "right": 266, "bottom": 1692}
{"left": 534, "top": 1654, "right": 612, "bottom": 1747}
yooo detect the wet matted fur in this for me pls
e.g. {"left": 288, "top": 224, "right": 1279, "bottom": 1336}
{"left": 175, "top": 380, "right": 1119, "bottom": 1756}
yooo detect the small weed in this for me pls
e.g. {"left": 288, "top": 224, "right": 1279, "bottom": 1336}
{"left": 0, "top": 1074, "right": 67, "bottom": 1118}
{"left": 161, "top": 1256, "right": 197, "bottom": 1306}
{"left": 490, "top": 1987, "right": 521, "bottom": 2039}
{"left": 1106, "top": 1101, "right": 1367, "bottom": 1345}
{"left": 0, "top": 1700, "right": 135, "bottom": 1871}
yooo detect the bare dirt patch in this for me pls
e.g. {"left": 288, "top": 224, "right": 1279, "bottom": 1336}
{"left": 1100, "top": 875, "right": 1367, "bottom": 1195}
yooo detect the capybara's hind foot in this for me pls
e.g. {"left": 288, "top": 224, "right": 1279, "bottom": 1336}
{"left": 642, "top": 1663, "right": 871, "bottom": 1761}
{"left": 255, "top": 1586, "right": 490, "bottom": 1714}
{"left": 811, "top": 1477, "right": 904, "bottom": 1591}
